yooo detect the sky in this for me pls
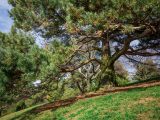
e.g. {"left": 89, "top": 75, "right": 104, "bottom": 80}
{"left": 0, "top": 0, "right": 44, "bottom": 45}
{"left": 0, "top": 0, "right": 13, "bottom": 33}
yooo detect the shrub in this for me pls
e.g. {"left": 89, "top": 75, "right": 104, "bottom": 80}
{"left": 115, "top": 76, "right": 129, "bottom": 86}
{"left": 15, "top": 100, "right": 27, "bottom": 111}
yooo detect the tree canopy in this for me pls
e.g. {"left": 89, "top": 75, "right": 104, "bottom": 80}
{"left": 0, "top": 29, "right": 72, "bottom": 115}
{"left": 8, "top": 0, "right": 160, "bottom": 88}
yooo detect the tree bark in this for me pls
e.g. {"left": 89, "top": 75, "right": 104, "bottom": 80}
{"left": 76, "top": 81, "right": 85, "bottom": 94}
{"left": 96, "top": 38, "right": 118, "bottom": 90}
{"left": 96, "top": 64, "right": 117, "bottom": 89}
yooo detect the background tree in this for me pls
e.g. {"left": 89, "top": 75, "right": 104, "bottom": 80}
{"left": 0, "top": 29, "right": 35, "bottom": 97}
{"left": 133, "top": 59, "right": 160, "bottom": 81}
{"left": 9, "top": 0, "right": 160, "bottom": 89}
{"left": 33, "top": 39, "right": 73, "bottom": 101}
{"left": 114, "top": 61, "right": 128, "bottom": 78}
{"left": 0, "top": 28, "right": 55, "bottom": 114}
{"left": 0, "top": 29, "right": 37, "bottom": 114}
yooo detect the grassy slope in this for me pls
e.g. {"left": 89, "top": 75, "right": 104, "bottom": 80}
{"left": 0, "top": 104, "right": 44, "bottom": 120}
{"left": 1, "top": 86, "right": 160, "bottom": 120}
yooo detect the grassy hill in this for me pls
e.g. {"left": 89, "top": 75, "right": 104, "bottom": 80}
{"left": 1, "top": 85, "right": 160, "bottom": 120}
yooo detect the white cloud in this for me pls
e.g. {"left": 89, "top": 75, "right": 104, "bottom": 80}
{"left": 0, "top": 0, "right": 12, "bottom": 10}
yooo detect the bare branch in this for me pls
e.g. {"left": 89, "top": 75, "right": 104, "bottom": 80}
{"left": 60, "top": 58, "right": 101, "bottom": 72}
{"left": 77, "top": 36, "right": 101, "bottom": 45}
{"left": 124, "top": 55, "right": 160, "bottom": 66}
{"left": 110, "top": 25, "right": 157, "bottom": 64}
{"left": 126, "top": 51, "right": 160, "bottom": 56}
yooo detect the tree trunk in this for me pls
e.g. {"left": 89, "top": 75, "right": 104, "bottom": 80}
{"left": 96, "top": 64, "right": 118, "bottom": 89}
{"left": 96, "top": 38, "right": 118, "bottom": 90}
{"left": 76, "top": 81, "right": 85, "bottom": 94}
{"left": 86, "top": 78, "right": 92, "bottom": 91}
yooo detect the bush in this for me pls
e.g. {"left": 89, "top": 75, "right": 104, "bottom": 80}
{"left": 61, "top": 87, "right": 79, "bottom": 99}
{"left": 115, "top": 76, "right": 129, "bottom": 86}
{"left": 15, "top": 100, "right": 27, "bottom": 111}
{"left": 31, "top": 92, "right": 45, "bottom": 104}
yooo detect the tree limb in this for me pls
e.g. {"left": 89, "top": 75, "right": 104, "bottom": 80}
{"left": 60, "top": 58, "right": 101, "bottom": 72}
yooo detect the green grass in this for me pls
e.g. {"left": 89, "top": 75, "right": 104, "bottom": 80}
{"left": 1, "top": 86, "right": 160, "bottom": 120}
{"left": 53, "top": 86, "right": 160, "bottom": 120}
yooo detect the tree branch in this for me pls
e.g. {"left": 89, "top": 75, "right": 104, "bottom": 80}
{"left": 60, "top": 58, "right": 101, "bottom": 72}
{"left": 124, "top": 55, "right": 160, "bottom": 66}
{"left": 110, "top": 25, "right": 157, "bottom": 64}
{"left": 125, "top": 51, "right": 160, "bottom": 56}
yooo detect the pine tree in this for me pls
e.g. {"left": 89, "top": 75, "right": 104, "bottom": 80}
{"left": 9, "top": 0, "right": 160, "bottom": 88}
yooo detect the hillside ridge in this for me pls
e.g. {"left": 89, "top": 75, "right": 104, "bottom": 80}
{"left": 33, "top": 80, "right": 160, "bottom": 113}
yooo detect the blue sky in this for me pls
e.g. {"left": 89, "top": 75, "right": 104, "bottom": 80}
{"left": 0, "top": 0, "right": 13, "bottom": 33}
{"left": 0, "top": 0, "right": 43, "bottom": 45}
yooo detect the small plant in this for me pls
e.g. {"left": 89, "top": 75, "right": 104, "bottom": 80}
{"left": 31, "top": 92, "right": 45, "bottom": 104}
{"left": 115, "top": 76, "right": 129, "bottom": 86}
{"left": 15, "top": 100, "right": 27, "bottom": 111}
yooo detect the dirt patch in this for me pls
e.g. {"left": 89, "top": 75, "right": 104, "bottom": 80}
{"left": 138, "top": 97, "right": 155, "bottom": 104}
{"left": 137, "top": 111, "right": 152, "bottom": 120}
{"left": 157, "top": 101, "right": 160, "bottom": 107}
{"left": 136, "top": 97, "right": 160, "bottom": 120}
{"left": 126, "top": 97, "right": 157, "bottom": 109}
